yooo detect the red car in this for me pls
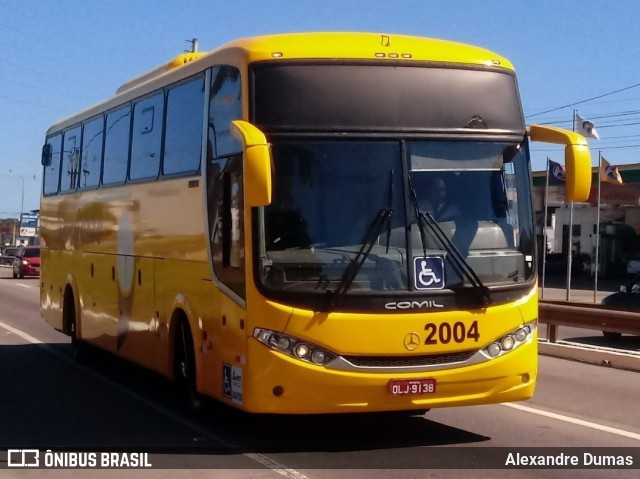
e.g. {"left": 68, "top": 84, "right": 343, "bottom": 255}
{"left": 12, "top": 246, "right": 40, "bottom": 278}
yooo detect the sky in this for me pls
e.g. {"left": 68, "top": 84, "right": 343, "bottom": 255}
{"left": 1, "top": 0, "right": 639, "bottom": 218}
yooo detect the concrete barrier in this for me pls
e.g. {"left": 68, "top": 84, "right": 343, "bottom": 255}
{"left": 539, "top": 340, "right": 640, "bottom": 373}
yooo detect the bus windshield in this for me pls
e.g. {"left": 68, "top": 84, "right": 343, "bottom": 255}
{"left": 258, "top": 139, "right": 534, "bottom": 302}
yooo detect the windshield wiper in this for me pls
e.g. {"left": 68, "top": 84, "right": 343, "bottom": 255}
{"left": 408, "top": 178, "right": 492, "bottom": 307}
{"left": 325, "top": 207, "right": 392, "bottom": 309}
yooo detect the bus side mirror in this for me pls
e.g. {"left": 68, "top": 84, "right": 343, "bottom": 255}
{"left": 528, "top": 124, "right": 592, "bottom": 202}
{"left": 231, "top": 120, "right": 272, "bottom": 207}
{"left": 41, "top": 143, "right": 52, "bottom": 166}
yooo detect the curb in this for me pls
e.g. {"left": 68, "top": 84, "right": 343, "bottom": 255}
{"left": 539, "top": 341, "right": 640, "bottom": 373}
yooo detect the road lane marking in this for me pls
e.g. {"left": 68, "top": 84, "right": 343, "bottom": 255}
{"left": 16, "top": 283, "right": 34, "bottom": 289}
{"left": 0, "top": 319, "right": 309, "bottom": 479}
{"left": 0, "top": 320, "right": 43, "bottom": 344}
{"left": 503, "top": 402, "right": 640, "bottom": 441}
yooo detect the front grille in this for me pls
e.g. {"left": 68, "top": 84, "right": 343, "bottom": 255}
{"left": 342, "top": 350, "right": 477, "bottom": 369}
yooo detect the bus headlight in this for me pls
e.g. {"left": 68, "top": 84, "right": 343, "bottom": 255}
{"left": 481, "top": 321, "right": 536, "bottom": 359}
{"left": 277, "top": 337, "right": 291, "bottom": 350}
{"left": 311, "top": 349, "right": 326, "bottom": 365}
{"left": 486, "top": 343, "right": 502, "bottom": 358}
{"left": 501, "top": 335, "right": 515, "bottom": 351}
{"left": 254, "top": 328, "right": 337, "bottom": 366}
{"left": 294, "top": 343, "right": 309, "bottom": 358}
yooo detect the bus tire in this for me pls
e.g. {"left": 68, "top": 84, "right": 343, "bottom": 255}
{"left": 174, "top": 318, "right": 204, "bottom": 412}
{"left": 603, "top": 331, "right": 622, "bottom": 340}
{"left": 63, "top": 286, "right": 85, "bottom": 362}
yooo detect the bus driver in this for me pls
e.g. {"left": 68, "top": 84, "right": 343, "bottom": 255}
{"left": 421, "top": 176, "right": 461, "bottom": 221}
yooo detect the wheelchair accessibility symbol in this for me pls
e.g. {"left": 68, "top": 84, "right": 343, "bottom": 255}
{"left": 414, "top": 256, "right": 445, "bottom": 290}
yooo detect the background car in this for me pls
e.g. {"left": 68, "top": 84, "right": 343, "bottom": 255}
{"left": 626, "top": 256, "right": 640, "bottom": 276}
{"left": 543, "top": 252, "right": 590, "bottom": 276}
{"left": 12, "top": 246, "right": 40, "bottom": 279}
{"left": 1, "top": 246, "right": 20, "bottom": 266}
{"left": 600, "top": 273, "right": 640, "bottom": 339}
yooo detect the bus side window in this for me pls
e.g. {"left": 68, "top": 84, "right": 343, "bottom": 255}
{"left": 209, "top": 65, "right": 242, "bottom": 158}
{"left": 80, "top": 115, "right": 104, "bottom": 189}
{"left": 130, "top": 93, "right": 164, "bottom": 181}
{"left": 103, "top": 105, "right": 131, "bottom": 186}
{"left": 163, "top": 75, "right": 204, "bottom": 176}
{"left": 209, "top": 156, "right": 245, "bottom": 299}
{"left": 61, "top": 126, "right": 81, "bottom": 193}
{"left": 43, "top": 134, "right": 63, "bottom": 196}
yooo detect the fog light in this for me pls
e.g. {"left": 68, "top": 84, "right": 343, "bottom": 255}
{"left": 501, "top": 335, "right": 515, "bottom": 351}
{"left": 487, "top": 343, "right": 501, "bottom": 358}
{"left": 294, "top": 344, "right": 309, "bottom": 358}
{"left": 311, "top": 349, "right": 326, "bottom": 364}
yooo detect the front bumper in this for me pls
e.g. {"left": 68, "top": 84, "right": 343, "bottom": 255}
{"left": 234, "top": 334, "right": 537, "bottom": 414}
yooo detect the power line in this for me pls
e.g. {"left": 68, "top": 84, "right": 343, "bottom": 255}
{"left": 528, "top": 107, "right": 640, "bottom": 127}
{"left": 0, "top": 93, "right": 65, "bottom": 111}
{"left": 531, "top": 144, "right": 640, "bottom": 154}
{"left": 525, "top": 82, "right": 640, "bottom": 119}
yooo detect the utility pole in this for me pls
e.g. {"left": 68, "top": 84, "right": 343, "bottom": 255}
{"left": 1, "top": 173, "right": 36, "bottom": 246}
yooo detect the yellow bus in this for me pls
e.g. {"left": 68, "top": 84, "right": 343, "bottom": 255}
{"left": 40, "top": 32, "right": 591, "bottom": 414}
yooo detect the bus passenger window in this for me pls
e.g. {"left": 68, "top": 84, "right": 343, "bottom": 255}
{"left": 164, "top": 75, "right": 204, "bottom": 175}
{"left": 80, "top": 116, "right": 104, "bottom": 189}
{"left": 43, "top": 134, "right": 63, "bottom": 195}
{"left": 103, "top": 105, "right": 131, "bottom": 185}
{"left": 130, "top": 93, "right": 164, "bottom": 181}
{"left": 61, "top": 126, "right": 81, "bottom": 193}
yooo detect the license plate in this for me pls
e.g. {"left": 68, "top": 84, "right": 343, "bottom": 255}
{"left": 389, "top": 378, "right": 436, "bottom": 396}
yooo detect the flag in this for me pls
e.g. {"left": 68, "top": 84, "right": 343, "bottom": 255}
{"left": 548, "top": 159, "right": 566, "bottom": 185}
{"left": 600, "top": 157, "right": 623, "bottom": 184}
{"left": 575, "top": 113, "right": 600, "bottom": 140}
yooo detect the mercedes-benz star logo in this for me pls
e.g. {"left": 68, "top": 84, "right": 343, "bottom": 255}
{"left": 403, "top": 332, "right": 421, "bottom": 351}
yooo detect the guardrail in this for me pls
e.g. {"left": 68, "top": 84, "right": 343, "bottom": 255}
{"left": 539, "top": 300, "right": 640, "bottom": 342}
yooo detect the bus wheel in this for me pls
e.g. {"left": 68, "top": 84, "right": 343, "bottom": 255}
{"left": 603, "top": 331, "right": 622, "bottom": 340}
{"left": 175, "top": 319, "right": 204, "bottom": 412}
{"left": 64, "top": 287, "right": 85, "bottom": 362}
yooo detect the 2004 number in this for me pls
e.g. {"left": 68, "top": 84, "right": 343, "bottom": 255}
{"left": 424, "top": 320, "right": 480, "bottom": 345}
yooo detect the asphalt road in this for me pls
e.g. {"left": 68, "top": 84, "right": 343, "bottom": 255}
{"left": 1, "top": 267, "right": 640, "bottom": 479}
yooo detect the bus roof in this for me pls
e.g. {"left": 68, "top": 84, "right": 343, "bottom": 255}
{"left": 221, "top": 32, "right": 514, "bottom": 70}
{"left": 46, "top": 32, "right": 515, "bottom": 135}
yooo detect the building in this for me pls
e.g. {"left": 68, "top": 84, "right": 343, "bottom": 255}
{"left": 533, "top": 163, "right": 640, "bottom": 277}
